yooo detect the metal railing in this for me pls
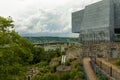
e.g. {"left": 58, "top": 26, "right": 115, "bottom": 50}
{"left": 90, "top": 60, "right": 108, "bottom": 80}
{"left": 92, "top": 58, "right": 120, "bottom": 80}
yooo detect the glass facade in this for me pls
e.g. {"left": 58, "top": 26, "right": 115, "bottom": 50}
{"left": 114, "top": 0, "right": 120, "bottom": 28}
{"left": 80, "top": 0, "right": 111, "bottom": 30}
{"left": 80, "top": 28, "right": 110, "bottom": 45}
{"left": 72, "top": 0, "right": 120, "bottom": 45}
{"left": 72, "top": 10, "right": 84, "bottom": 33}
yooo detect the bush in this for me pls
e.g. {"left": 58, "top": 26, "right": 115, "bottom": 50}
{"left": 70, "top": 69, "right": 77, "bottom": 79}
{"left": 35, "top": 61, "right": 48, "bottom": 68}
{"left": 33, "top": 73, "right": 59, "bottom": 80}
{"left": 39, "top": 67, "right": 49, "bottom": 74}
{"left": 116, "top": 59, "right": 120, "bottom": 65}
{"left": 75, "top": 62, "right": 83, "bottom": 71}
{"left": 45, "top": 65, "right": 57, "bottom": 73}
{"left": 59, "top": 72, "right": 70, "bottom": 80}
{"left": 50, "top": 66, "right": 57, "bottom": 73}
{"left": 61, "top": 51, "right": 66, "bottom": 55}
{"left": 77, "top": 71, "right": 84, "bottom": 79}
{"left": 43, "top": 73, "right": 58, "bottom": 80}
{"left": 65, "top": 59, "right": 72, "bottom": 66}
{"left": 70, "top": 69, "right": 84, "bottom": 80}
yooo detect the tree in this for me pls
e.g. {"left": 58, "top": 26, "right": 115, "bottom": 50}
{"left": 0, "top": 16, "right": 34, "bottom": 79}
{"left": 0, "top": 16, "right": 14, "bottom": 33}
{"left": 32, "top": 47, "right": 45, "bottom": 64}
{"left": 0, "top": 16, "right": 14, "bottom": 46}
{"left": 55, "top": 48, "right": 61, "bottom": 57}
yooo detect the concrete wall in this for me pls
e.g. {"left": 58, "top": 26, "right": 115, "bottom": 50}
{"left": 66, "top": 48, "right": 82, "bottom": 59}
{"left": 90, "top": 42, "right": 120, "bottom": 59}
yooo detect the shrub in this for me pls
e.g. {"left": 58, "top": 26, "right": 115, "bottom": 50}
{"left": 35, "top": 61, "right": 48, "bottom": 68}
{"left": 61, "top": 51, "right": 66, "bottom": 55}
{"left": 59, "top": 72, "right": 70, "bottom": 80}
{"left": 77, "top": 71, "right": 84, "bottom": 79}
{"left": 39, "top": 67, "right": 49, "bottom": 74}
{"left": 45, "top": 65, "right": 57, "bottom": 73}
{"left": 65, "top": 59, "right": 72, "bottom": 66}
{"left": 33, "top": 73, "right": 59, "bottom": 80}
{"left": 70, "top": 69, "right": 77, "bottom": 79}
{"left": 75, "top": 62, "right": 83, "bottom": 71}
{"left": 116, "top": 59, "right": 120, "bottom": 66}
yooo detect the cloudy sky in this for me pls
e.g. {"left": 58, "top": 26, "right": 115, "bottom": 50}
{"left": 0, "top": 0, "right": 101, "bottom": 37}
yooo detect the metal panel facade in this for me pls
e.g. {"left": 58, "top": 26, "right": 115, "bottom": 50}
{"left": 72, "top": 0, "right": 120, "bottom": 45}
{"left": 72, "top": 10, "right": 84, "bottom": 33}
{"left": 81, "top": 0, "right": 112, "bottom": 30}
{"left": 114, "top": 0, "right": 120, "bottom": 28}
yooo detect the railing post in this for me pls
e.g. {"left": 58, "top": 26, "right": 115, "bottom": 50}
{"left": 110, "top": 66, "right": 112, "bottom": 77}
{"left": 28, "top": 75, "right": 31, "bottom": 80}
{"left": 95, "top": 57, "right": 96, "bottom": 64}
{"left": 100, "top": 61, "right": 102, "bottom": 69}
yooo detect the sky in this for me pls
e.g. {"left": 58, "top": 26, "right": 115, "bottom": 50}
{"left": 0, "top": 0, "right": 101, "bottom": 37}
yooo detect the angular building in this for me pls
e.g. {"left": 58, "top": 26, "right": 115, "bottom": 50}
{"left": 72, "top": 0, "right": 120, "bottom": 45}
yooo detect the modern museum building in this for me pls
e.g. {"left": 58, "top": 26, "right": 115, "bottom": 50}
{"left": 72, "top": 0, "right": 120, "bottom": 45}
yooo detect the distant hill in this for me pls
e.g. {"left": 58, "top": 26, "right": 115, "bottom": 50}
{"left": 25, "top": 36, "right": 79, "bottom": 43}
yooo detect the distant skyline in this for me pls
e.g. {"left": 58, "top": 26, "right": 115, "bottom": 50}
{"left": 0, "top": 0, "right": 101, "bottom": 37}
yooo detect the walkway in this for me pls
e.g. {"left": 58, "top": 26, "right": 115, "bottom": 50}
{"left": 83, "top": 57, "right": 98, "bottom": 80}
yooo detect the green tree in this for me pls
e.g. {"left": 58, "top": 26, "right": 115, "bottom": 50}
{"left": 0, "top": 16, "right": 14, "bottom": 46}
{"left": 0, "top": 16, "right": 14, "bottom": 33}
{"left": 32, "top": 47, "right": 45, "bottom": 64}
{"left": 0, "top": 16, "right": 34, "bottom": 79}
{"left": 55, "top": 48, "right": 61, "bottom": 57}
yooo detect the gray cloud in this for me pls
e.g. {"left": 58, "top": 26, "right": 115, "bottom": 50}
{"left": 14, "top": 8, "right": 72, "bottom": 36}
{"left": 6, "top": 0, "right": 101, "bottom": 37}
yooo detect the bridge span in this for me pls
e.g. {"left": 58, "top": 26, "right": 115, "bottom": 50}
{"left": 33, "top": 42, "right": 81, "bottom": 46}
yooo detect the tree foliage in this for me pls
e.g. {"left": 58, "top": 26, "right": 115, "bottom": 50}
{"left": 0, "top": 16, "right": 34, "bottom": 79}
{"left": 32, "top": 48, "right": 63, "bottom": 64}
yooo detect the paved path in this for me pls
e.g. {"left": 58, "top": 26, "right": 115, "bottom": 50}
{"left": 83, "top": 58, "right": 98, "bottom": 80}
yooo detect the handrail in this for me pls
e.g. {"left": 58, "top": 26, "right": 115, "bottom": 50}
{"left": 90, "top": 60, "right": 107, "bottom": 80}
{"left": 91, "top": 58, "right": 118, "bottom": 80}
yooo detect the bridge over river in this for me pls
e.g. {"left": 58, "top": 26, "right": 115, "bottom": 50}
{"left": 33, "top": 41, "right": 81, "bottom": 46}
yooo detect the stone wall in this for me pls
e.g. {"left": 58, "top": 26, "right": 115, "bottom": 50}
{"left": 82, "top": 42, "right": 120, "bottom": 59}
{"left": 66, "top": 48, "right": 82, "bottom": 59}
